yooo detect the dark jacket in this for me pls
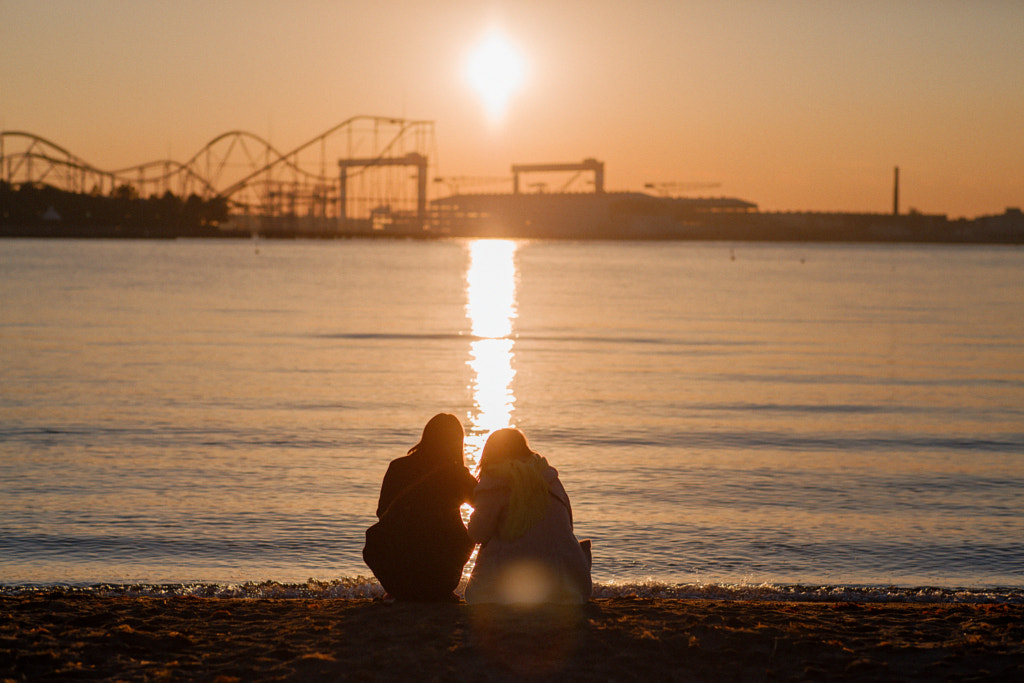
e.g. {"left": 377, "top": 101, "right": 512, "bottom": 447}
{"left": 363, "top": 453, "right": 477, "bottom": 600}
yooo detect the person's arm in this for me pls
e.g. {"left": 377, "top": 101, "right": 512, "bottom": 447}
{"left": 459, "top": 467, "right": 478, "bottom": 506}
{"left": 375, "top": 463, "right": 401, "bottom": 519}
{"left": 467, "top": 482, "right": 507, "bottom": 544}
{"left": 549, "top": 476, "right": 574, "bottom": 527}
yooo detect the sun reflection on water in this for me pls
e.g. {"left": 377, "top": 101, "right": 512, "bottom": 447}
{"left": 464, "top": 239, "right": 518, "bottom": 473}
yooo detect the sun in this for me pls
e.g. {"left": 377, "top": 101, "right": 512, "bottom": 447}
{"left": 465, "top": 30, "right": 526, "bottom": 122}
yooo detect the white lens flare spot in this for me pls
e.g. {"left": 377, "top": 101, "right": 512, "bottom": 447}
{"left": 465, "top": 30, "right": 527, "bottom": 122}
{"left": 495, "top": 561, "right": 557, "bottom": 605}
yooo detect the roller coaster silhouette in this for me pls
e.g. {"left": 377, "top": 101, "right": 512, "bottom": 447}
{"left": 1, "top": 116, "right": 436, "bottom": 234}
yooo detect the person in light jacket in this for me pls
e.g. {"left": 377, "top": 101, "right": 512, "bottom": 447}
{"left": 363, "top": 413, "right": 477, "bottom": 602}
{"left": 465, "top": 428, "right": 592, "bottom": 604}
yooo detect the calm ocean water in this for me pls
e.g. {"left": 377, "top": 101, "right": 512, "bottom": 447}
{"left": 2, "top": 238, "right": 1022, "bottom": 602}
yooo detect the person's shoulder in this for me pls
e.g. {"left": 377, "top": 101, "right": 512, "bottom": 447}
{"left": 381, "top": 454, "right": 424, "bottom": 486}
{"left": 432, "top": 461, "right": 476, "bottom": 487}
{"left": 390, "top": 452, "right": 416, "bottom": 465}
{"left": 474, "top": 473, "right": 508, "bottom": 493}
{"left": 386, "top": 453, "right": 420, "bottom": 472}
{"left": 455, "top": 463, "right": 477, "bottom": 480}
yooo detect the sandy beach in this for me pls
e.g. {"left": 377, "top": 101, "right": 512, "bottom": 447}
{"left": 2, "top": 592, "right": 1022, "bottom": 681}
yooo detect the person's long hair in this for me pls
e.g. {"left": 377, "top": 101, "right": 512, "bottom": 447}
{"left": 480, "top": 428, "right": 550, "bottom": 540}
{"left": 479, "top": 427, "right": 537, "bottom": 474}
{"left": 408, "top": 413, "right": 465, "bottom": 467}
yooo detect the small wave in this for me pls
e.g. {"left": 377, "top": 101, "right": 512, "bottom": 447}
{"left": 2, "top": 578, "right": 1021, "bottom": 604}
{"left": 0, "top": 577, "right": 385, "bottom": 600}
{"left": 310, "top": 331, "right": 745, "bottom": 349}
{"left": 313, "top": 332, "right": 473, "bottom": 342}
{"left": 539, "top": 426, "right": 1024, "bottom": 454}
{"left": 591, "top": 580, "right": 1024, "bottom": 604}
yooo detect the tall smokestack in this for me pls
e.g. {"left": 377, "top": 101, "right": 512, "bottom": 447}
{"left": 893, "top": 166, "right": 899, "bottom": 216}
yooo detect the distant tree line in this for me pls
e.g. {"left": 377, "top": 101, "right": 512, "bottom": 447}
{"left": 0, "top": 181, "right": 230, "bottom": 235}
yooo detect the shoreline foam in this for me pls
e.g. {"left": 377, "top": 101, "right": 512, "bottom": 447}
{"left": 3, "top": 578, "right": 1023, "bottom": 605}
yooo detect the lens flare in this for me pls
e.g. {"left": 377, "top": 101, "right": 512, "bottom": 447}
{"left": 495, "top": 560, "right": 557, "bottom": 605}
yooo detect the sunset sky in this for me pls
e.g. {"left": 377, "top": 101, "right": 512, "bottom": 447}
{"left": 2, "top": 0, "right": 1022, "bottom": 218}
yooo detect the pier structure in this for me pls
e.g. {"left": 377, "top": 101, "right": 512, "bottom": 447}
{"left": 338, "top": 152, "right": 429, "bottom": 233}
{"left": 1, "top": 117, "right": 436, "bottom": 235}
{"left": 893, "top": 166, "right": 900, "bottom": 216}
{"left": 5, "top": 123, "right": 1022, "bottom": 243}
{"left": 511, "top": 158, "right": 604, "bottom": 194}
{"left": 0, "top": 131, "right": 213, "bottom": 198}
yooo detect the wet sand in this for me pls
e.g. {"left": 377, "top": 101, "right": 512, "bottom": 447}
{"left": 2, "top": 593, "right": 1022, "bottom": 681}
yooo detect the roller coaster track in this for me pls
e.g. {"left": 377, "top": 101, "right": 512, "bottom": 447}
{"left": 1, "top": 116, "right": 436, "bottom": 224}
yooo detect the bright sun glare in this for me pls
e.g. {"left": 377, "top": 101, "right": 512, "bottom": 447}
{"left": 465, "top": 30, "right": 526, "bottom": 122}
{"left": 464, "top": 239, "right": 518, "bottom": 470}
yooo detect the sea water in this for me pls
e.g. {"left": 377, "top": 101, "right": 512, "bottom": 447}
{"left": 1, "top": 238, "right": 1022, "bottom": 602}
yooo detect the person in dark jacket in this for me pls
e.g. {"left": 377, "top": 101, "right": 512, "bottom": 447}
{"left": 363, "top": 413, "right": 477, "bottom": 601}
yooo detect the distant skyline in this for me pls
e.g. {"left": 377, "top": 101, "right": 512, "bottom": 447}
{"left": 2, "top": 0, "right": 1022, "bottom": 218}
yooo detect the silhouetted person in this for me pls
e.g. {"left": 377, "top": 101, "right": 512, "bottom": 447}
{"left": 363, "top": 413, "right": 477, "bottom": 602}
{"left": 465, "top": 428, "right": 592, "bottom": 604}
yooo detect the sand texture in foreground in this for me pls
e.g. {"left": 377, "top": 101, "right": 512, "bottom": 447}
{"left": 2, "top": 593, "right": 1023, "bottom": 681}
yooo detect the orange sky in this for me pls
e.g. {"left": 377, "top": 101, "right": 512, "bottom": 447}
{"left": 2, "top": 0, "right": 1022, "bottom": 218}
